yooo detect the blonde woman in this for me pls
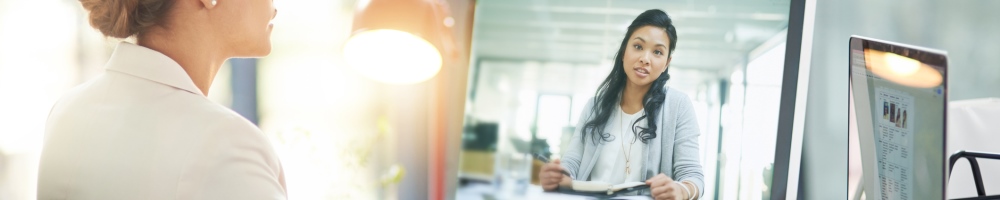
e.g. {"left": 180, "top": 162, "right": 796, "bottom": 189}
{"left": 37, "top": 0, "right": 284, "bottom": 199}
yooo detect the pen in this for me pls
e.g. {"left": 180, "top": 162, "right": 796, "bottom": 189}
{"left": 533, "top": 153, "right": 573, "bottom": 177}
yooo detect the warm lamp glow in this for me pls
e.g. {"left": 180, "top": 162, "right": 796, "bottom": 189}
{"left": 865, "top": 50, "right": 942, "bottom": 88}
{"left": 884, "top": 52, "right": 919, "bottom": 76}
{"left": 343, "top": 29, "right": 443, "bottom": 84}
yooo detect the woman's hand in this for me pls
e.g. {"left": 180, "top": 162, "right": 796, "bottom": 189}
{"left": 646, "top": 173, "right": 687, "bottom": 200}
{"left": 538, "top": 159, "right": 570, "bottom": 191}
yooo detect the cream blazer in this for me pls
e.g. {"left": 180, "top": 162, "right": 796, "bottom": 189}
{"left": 37, "top": 42, "right": 287, "bottom": 199}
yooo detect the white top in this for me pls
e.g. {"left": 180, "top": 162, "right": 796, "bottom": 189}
{"left": 37, "top": 42, "right": 287, "bottom": 200}
{"left": 589, "top": 106, "right": 646, "bottom": 184}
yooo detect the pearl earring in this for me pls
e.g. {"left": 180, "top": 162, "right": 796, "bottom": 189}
{"left": 211, "top": 0, "right": 217, "bottom": 5}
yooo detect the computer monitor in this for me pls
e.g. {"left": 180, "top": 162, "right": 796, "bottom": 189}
{"left": 849, "top": 35, "right": 948, "bottom": 200}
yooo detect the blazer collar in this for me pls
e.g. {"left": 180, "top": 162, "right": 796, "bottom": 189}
{"left": 105, "top": 42, "right": 203, "bottom": 96}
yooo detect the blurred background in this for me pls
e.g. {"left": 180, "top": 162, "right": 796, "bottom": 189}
{"left": 456, "top": 0, "right": 790, "bottom": 200}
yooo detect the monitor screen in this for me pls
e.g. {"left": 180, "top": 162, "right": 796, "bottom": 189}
{"left": 849, "top": 36, "right": 947, "bottom": 200}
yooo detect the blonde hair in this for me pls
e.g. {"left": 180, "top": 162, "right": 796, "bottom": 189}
{"left": 79, "top": 0, "right": 175, "bottom": 38}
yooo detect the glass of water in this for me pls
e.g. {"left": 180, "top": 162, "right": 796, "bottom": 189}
{"left": 493, "top": 136, "right": 532, "bottom": 198}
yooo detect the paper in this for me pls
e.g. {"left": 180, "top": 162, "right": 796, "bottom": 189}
{"left": 874, "top": 87, "right": 914, "bottom": 200}
{"left": 609, "top": 196, "right": 653, "bottom": 200}
{"left": 570, "top": 181, "right": 647, "bottom": 194}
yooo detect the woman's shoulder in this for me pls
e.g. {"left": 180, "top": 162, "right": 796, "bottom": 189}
{"left": 657, "top": 86, "right": 697, "bottom": 121}
{"left": 663, "top": 86, "right": 693, "bottom": 105}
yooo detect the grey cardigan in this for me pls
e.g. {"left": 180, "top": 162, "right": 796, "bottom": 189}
{"left": 561, "top": 87, "right": 704, "bottom": 197}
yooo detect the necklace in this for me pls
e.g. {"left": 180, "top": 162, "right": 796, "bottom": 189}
{"left": 620, "top": 108, "right": 638, "bottom": 177}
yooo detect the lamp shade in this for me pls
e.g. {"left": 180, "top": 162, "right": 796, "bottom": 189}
{"left": 344, "top": 0, "right": 457, "bottom": 85}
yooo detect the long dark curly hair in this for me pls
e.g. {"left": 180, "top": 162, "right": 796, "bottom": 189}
{"left": 582, "top": 9, "right": 677, "bottom": 145}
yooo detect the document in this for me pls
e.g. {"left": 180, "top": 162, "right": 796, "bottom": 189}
{"left": 874, "top": 86, "right": 914, "bottom": 200}
{"left": 570, "top": 181, "right": 648, "bottom": 195}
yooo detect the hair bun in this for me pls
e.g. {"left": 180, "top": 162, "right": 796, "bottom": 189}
{"left": 80, "top": 0, "right": 172, "bottom": 39}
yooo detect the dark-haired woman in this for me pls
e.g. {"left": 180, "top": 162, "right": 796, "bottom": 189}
{"left": 37, "top": 0, "right": 285, "bottom": 199}
{"left": 538, "top": 9, "right": 703, "bottom": 200}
